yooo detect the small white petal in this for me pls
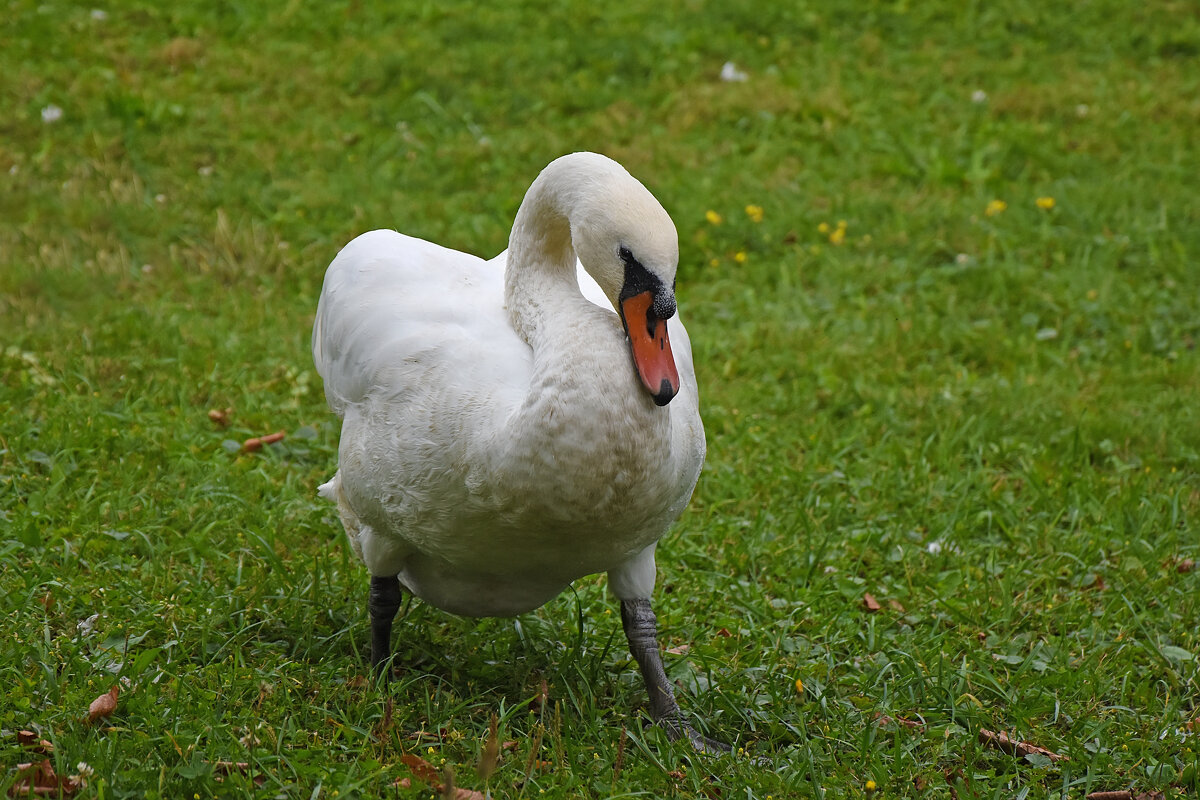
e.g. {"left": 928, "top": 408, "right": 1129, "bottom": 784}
{"left": 41, "top": 104, "right": 64, "bottom": 123}
{"left": 90, "top": 9, "right": 107, "bottom": 20}
{"left": 971, "top": 89, "right": 988, "bottom": 104}
{"left": 720, "top": 62, "right": 749, "bottom": 82}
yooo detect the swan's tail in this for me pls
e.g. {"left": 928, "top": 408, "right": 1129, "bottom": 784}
{"left": 317, "top": 472, "right": 367, "bottom": 564}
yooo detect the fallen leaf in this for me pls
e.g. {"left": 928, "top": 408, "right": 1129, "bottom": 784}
{"left": 715, "top": 627, "right": 732, "bottom": 638}
{"left": 978, "top": 729, "right": 1068, "bottom": 762}
{"left": 1177, "top": 558, "right": 1195, "bottom": 574}
{"left": 346, "top": 675, "right": 368, "bottom": 689}
{"left": 874, "top": 712, "right": 924, "bottom": 730}
{"left": 887, "top": 598, "right": 906, "bottom": 612}
{"left": 242, "top": 431, "right": 285, "bottom": 452}
{"left": 400, "top": 754, "right": 442, "bottom": 785}
{"left": 15, "top": 731, "right": 54, "bottom": 755}
{"left": 207, "top": 408, "right": 233, "bottom": 428}
{"left": 665, "top": 644, "right": 691, "bottom": 655}
{"left": 87, "top": 684, "right": 120, "bottom": 723}
{"left": 863, "top": 593, "right": 882, "bottom": 612}
{"left": 1086, "top": 792, "right": 1133, "bottom": 800}
{"left": 10, "top": 759, "right": 80, "bottom": 796}
{"left": 398, "top": 754, "right": 485, "bottom": 800}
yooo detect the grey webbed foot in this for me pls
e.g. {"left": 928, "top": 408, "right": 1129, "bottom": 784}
{"left": 619, "top": 598, "right": 733, "bottom": 756}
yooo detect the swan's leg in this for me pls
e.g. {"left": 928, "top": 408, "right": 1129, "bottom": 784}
{"left": 368, "top": 575, "right": 403, "bottom": 678}
{"left": 620, "top": 598, "right": 731, "bottom": 755}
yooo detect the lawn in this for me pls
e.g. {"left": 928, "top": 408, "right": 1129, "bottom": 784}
{"left": 2, "top": 0, "right": 1199, "bottom": 797}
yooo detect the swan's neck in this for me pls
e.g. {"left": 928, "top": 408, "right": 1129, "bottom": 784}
{"left": 503, "top": 171, "right": 590, "bottom": 345}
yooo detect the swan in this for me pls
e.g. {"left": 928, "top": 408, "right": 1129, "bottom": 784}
{"left": 312, "top": 152, "right": 723, "bottom": 752}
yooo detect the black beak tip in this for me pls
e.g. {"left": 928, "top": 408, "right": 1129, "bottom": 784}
{"left": 653, "top": 380, "right": 676, "bottom": 406}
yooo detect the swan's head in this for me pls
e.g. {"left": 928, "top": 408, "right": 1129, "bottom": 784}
{"left": 570, "top": 169, "right": 681, "bottom": 407}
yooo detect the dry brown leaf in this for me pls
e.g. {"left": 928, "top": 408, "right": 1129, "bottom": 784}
{"left": 400, "top": 753, "right": 442, "bottom": 785}
{"left": 1176, "top": 558, "right": 1196, "bottom": 574}
{"left": 978, "top": 729, "right": 1068, "bottom": 762}
{"left": 863, "top": 593, "right": 882, "bottom": 612}
{"left": 242, "top": 431, "right": 285, "bottom": 452}
{"left": 665, "top": 643, "right": 691, "bottom": 655}
{"left": 10, "top": 759, "right": 80, "bottom": 797}
{"left": 887, "top": 598, "right": 906, "bottom": 612}
{"left": 715, "top": 627, "right": 732, "bottom": 638}
{"left": 87, "top": 684, "right": 120, "bottom": 723}
{"left": 207, "top": 408, "right": 233, "bottom": 428}
{"left": 874, "top": 712, "right": 924, "bottom": 730}
{"left": 15, "top": 731, "right": 54, "bottom": 756}
{"left": 398, "top": 754, "right": 485, "bottom": 800}
{"left": 1085, "top": 792, "right": 1133, "bottom": 800}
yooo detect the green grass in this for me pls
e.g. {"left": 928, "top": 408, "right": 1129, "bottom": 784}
{"left": 3, "top": 0, "right": 1199, "bottom": 797}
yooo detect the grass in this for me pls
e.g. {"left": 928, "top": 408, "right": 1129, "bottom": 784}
{"left": 2, "top": 0, "right": 1198, "bottom": 797}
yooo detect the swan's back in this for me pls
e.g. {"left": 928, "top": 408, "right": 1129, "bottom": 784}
{"left": 313, "top": 229, "right": 531, "bottom": 419}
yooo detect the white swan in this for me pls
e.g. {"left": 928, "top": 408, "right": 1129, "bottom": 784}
{"left": 313, "top": 152, "right": 722, "bottom": 750}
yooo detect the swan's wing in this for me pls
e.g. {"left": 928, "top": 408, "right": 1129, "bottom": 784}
{"left": 313, "top": 229, "right": 531, "bottom": 418}
{"left": 575, "top": 262, "right": 614, "bottom": 311}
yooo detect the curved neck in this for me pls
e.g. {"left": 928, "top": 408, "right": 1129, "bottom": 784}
{"left": 503, "top": 155, "right": 620, "bottom": 345}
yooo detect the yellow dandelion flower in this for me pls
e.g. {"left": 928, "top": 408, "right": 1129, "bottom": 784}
{"left": 836, "top": 219, "right": 847, "bottom": 229}
{"left": 794, "top": 678, "right": 804, "bottom": 694}
{"left": 745, "top": 204, "right": 764, "bottom": 223}
{"left": 985, "top": 199, "right": 1007, "bottom": 217}
{"left": 427, "top": 746, "right": 435, "bottom": 755}
{"left": 817, "top": 221, "right": 830, "bottom": 234}
{"left": 865, "top": 779, "right": 877, "bottom": 792}
{"left": 1036, "top": 196, "right": 1056, "bottom": 210}
{"left": 829, "top": 227, "right": 846, "bottom": 246}
{"left": 734, "top": 251, "right": 747, "bottom": 263}
{"left": 705, "top": 210, "right": 723, "bottom": 225}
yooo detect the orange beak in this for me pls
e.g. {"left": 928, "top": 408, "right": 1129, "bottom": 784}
{"left": 619, "top": 290, "right": 679, "bottom": 406}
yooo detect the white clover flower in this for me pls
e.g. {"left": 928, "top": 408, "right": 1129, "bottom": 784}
{"left": 90, "top": 9, "right": 107, "bottom": 20}
{"left": 971, "top": 89, "right": 988, "bottom": 104}
{"left": 41, "top": 104, "right": 63, "bottom": 123}
{"left": 720, "top": 62, "right": 749, "bottom": 82}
